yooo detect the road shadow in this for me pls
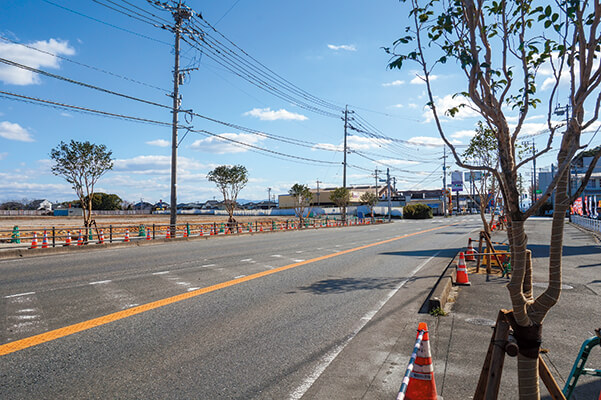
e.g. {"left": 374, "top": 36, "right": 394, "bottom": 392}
{"left": 298, "top": 275, "right": 439, "bottom": 295}
{"left": 577, "top": 262, "right": 601, "bottom": 268}
{"left": 527, "top": 243, "right": 601, "bottom": 258}
{"left": 380, "top": 248, "right": 463, "bottom": 259}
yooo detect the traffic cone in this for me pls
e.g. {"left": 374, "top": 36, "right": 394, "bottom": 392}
{"left": 99, "top": 229, "right": 104, "bottom": 244}
{"left": 146, "top": 229, "right": 151, "bottom": 240}
{"left": 77, "top": 230, "right": 83, "bottom": 246}
{"left": 124, "top": 229, "right": 130, "bottom": 243}
{"left": 200, "top": 227, "right": 204, "bottom": 237}
{"left": 42, "top": 230, "right": 48, "bottom": 248}
{"left": 260, "top": 225, "right": 263, "bottom": 232}
{"left": 456, "top": 252, "right": 471, "bottom": 285}
{"left": 166, "top": 229, "right": 171, "bottom": 239}
{"left": 183, "top": 229, "right": 188, "bottom": 238}
{"left": 466, "top": 238, "right": 475, "bottom": 261}
{"left": 405, "top": 322, "right": 438, "bottom": 400}
{"left": 65, "top": 230, "right": 71, "bottom": 246}
{"left": 30, "top": 232, "right": 38, "bottom": 249}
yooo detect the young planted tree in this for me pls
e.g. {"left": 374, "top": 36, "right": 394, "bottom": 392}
{"left": 207, "top": 165, "right": 248, "bottom": 226}
{"left": 289, "top": 183, "right": 313, "bottom": 226}
{"left": 50, "top": 140, "right": 113, "bottom": 228}
{"left": 359, "top": 191, "right": 378, "bottom": 220}
{"left": 330, "top": 187, "right": 350, "bottom": 222}
{"left": 387, "top": 1, "right": 601, "bottom": 397}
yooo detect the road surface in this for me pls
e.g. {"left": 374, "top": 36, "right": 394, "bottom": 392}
{"left": 0, "top": 216, "right": 480, "bottom": 399}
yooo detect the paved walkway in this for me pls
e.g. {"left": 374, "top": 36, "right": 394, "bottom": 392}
{"left": 435, "top": 218, "right": 601, "bottom": 399}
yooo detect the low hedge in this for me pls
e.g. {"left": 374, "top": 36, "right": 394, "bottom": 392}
{"left": 403, "top": 203, "right": 433, "bottom": 219}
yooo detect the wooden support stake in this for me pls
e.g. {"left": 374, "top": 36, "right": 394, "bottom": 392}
{"left": 476, "top": 230, "right": 485, "bottom": 273}
{"left": 482, "top": 232, "right": 505, "bottom": 273}
{"left": 539, "top": 356, "right": 566, "bottom": 400}
{"left": 484, "top": 310, "right": 510, "bottom": 400}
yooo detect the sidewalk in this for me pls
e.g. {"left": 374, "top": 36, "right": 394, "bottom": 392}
{"left": 435, "top": 218, "right": 601, "bottom": 399}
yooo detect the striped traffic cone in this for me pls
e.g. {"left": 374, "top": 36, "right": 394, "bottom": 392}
{"left": 42, "top": 230, "right": 49, "bottom": 248}
{"left": 260, "top": 224, "right": 263, "bottom": 232}
{"left": 65, "top": 230, "right": 71, "bottom": 246}
{"left": 200, "top": 226, "right": 204, "bottom": 237}
{"left": 166, "top": 229, "right": 171, "bottom": 239}
{"left": 77, "top": 230, "right": 83, "bottom": 246}
{"left": 404, "top": 322, "right": 438, "bottom": 400}
{"left": 99, "top": 229, "right": 104, "bottom": 244}
{"left": 456, "top": 252, "right": 471, "bottom": 286}
{"left": 146, "top": 229, "right": 151, "bottom": 240}
{"left": 30, "top": 232, "right": 38, "bottom": 249}
{"left": 124, "top": 229, "right": 130, "bottom": 243}
{"left": 183, "top": 229, "right": 188, "bottom": 238}
{"left": 466, "top": 238, "right": 475, "bottom": 261}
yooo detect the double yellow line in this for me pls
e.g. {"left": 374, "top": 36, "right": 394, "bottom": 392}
{"left": 0, "top": 224, "right": 450, "bottom": 356}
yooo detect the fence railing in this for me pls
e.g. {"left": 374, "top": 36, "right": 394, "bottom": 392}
{"left": 571, "top": 215, "right": 601, "bottom": 233}
{"left": 0, "top": 217, "right": 385, "bottom": 251}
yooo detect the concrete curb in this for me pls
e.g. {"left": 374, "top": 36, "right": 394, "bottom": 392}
{"left": 426, "top": 253, "right": 458, "bottom": 313}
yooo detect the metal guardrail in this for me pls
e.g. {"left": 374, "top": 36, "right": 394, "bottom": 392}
{"left": 0, "top": 217, "right": 385, "bottom": 251}
{"left": 571, "top": 215, "right": 601, "bottom": 233}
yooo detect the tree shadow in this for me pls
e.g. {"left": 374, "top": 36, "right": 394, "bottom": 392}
{"left": 577, "top": 262, "right": 601, "bottom": 268}
{"left": 380, "top": 248, "right": 463, "bottom": 258}
{"left": 525, "top": 243, "right": 601, "bottom": 258}
{"left": 298, "top": 275, "right": 439, "bottom": 295}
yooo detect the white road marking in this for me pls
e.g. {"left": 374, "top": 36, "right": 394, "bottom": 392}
{"left": 292, "top": 259, "right": 305, "bottom": 263}
{"left": 187, "top": 287, "right": 200, "bottom": 291}
{"left": 201, "top": 264, "right": 216, "bottom": 268}
{"left": 234, "top": 275, "right": 246, "bottom": 279}
{"left": 288, "top": 251, "right": 442, "bottom": 400}
{"left": 271, "top": 255, "right": 282, "bottom": 258}
{"left": 89, "top": 280, "right": 112, "bottom": 285}
{"left": 4, "top": 292, "right": 36, "bottom": 299}
{"left": 240, "top": 258, "right": 253, "bottom": 262}
{"left": 152, "top": 271, "right": 170, "bottom": 275}
{"left": 295, "top": 251, "right": 304, "bottom": 253}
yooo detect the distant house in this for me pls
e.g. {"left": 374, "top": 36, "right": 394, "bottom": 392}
{"left": 153, "top": 200, "right": 170, "bottom": 211}
{"left": 201, "top": 200, "right": 224, "bottom": 210}
{"left": 244, "top": 200, "right": 277, "bottom": 210}
{"left": 28, "top": 199, "right": 53, "bottom": 211}
{"left": 133, "top": 201, "right": 153, "bottom": 211}
{"left": 177, "top": 202, "right": 204, "bottom": 210}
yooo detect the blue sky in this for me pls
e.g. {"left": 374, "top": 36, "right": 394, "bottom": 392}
{"left": 1, "top": 0, "right": 597, "bottom": 205}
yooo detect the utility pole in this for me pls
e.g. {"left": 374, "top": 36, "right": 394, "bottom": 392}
{"left": 387, "top": 168, "right": 392, "bottom": 222}
{"left": 374, "top": 168, "right": 383, "bottom": 198}
{"left": 442, "top": 146, "right": 448, "bottom": 217}
{"left": 167, "top": 1, "right": 192, "bottom": 236}
{"left": 343, "top": 105, "right": 349, "bottom": 190}
{"left": 267, "top": 188, "right": 272, "bottom": 207}
{"left": 316, "top": 179, "right": 322, "bottom": 207}
{"left": 532, "top": 139, "right": 537, "bottom": 206}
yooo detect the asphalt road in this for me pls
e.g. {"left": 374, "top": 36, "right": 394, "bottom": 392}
{"left": 0, "top": 216, "right": 481, "bottom": 399}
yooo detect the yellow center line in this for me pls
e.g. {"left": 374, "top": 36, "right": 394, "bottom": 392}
{"left": 0, "top": 223, "right": 452, "bottom": 356}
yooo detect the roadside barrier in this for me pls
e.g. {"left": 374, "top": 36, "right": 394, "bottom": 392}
{"left": 466, "top": 237, "right": 475, "bottom": 261}
{"left": 42, "top": 231, "right": 49, "bottom": 249}
{"left": 456, "top": 252, "right": 471, "bottom": 285}
{"left": 397, "top": 322, "right": 438, "bottom": 400}
{"left": 30, "top": 232, "right": 38, "bottom": 249}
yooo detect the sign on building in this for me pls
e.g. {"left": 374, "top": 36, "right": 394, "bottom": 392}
{"left": 464, "top": 171, "right": 482, "bottom": 181}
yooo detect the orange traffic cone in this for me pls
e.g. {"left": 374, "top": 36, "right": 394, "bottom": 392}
{"left": 466, "top": 238, "right": 475, "bottom": 261}
{"left": 124, "top": 229, "right": 130, "bottom": 242}
{"left": 30, "top": 232, "right": 38, "bottom": 249}
{"left": 456, "top": 252, "right": 471, "bottom": 285}
{"left": 77, "top": 230, "right": 83, "bottom": 246}
{"left": 405, "top": 322, "right": 438, "bottom": 400}
{"left": 42, "top": 230, "right": 49, "bottom": 248}
{"left": 99, "top": 229, "right": 104, "bottom": 244}
{"left": 166, "top": 229, "right": 171, "bottom": 239}
{"left": 146, "top": 229, "right": 151, "bottom": 240}
{"left": 65, "top": 230, "right": 71, "bottom": 246}
{"left": 200, "top": 227, "right": 204, "bottom": 237}
{"left": 260, "top": 225, "right": 263, "bottom": 232}
{"left": 183, "top": 229, "right": 188, "bottom": 238}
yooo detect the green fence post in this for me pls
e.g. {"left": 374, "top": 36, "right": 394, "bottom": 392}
{"left": 186, "top": 223, "right": 191, "bottom": 237}
{"left": 11, "top": 225, "right": 21, "bottom": 244}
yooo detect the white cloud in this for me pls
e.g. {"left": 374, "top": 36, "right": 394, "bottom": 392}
{"left": 146, "top": 139, "right": 170, "bottom": 147}
{"left": 408, "top": 103, "right": 419, "bottom": 109}
{"left": 190, "top": 132, "right": 263, "bottom": 154}
{"left": 423, "top": 94, "right": 480, "bottom": 122}
{"left": 243, "top": 108, "right": 308, "bottom": 121}
{"left": 60, "top": 112, "right": 73, "bottom": 118}
{"left": 313, "top": 135, "right": 392, "bottom": 152}
{"left": 113, "top": 155, "right": 207, "bottom": 174}
{"left": 382, "top": 80, "right": 405, "bottom": 87}
{"left": 407, "top": 136, "right": 461, "bottom": 147}
{"left": 327, "top": 44, "right": 357, "bottom": 51}
{"left": 0, "top": 121, "right": 34, "bottom": 142}
{"left": 451, "top": 129, "right": 477, "bottom": 139}
{"left": 410, "top": 73, "right": 438, "bottom": 85}
{"left": 0, "top": 38, "right": 75, "bottom": 85}
{"left": 390, "top": 104, "right": 404, "bottom": 109}
{"left": 376, "top": 159, "right": 420, "bottom": 166}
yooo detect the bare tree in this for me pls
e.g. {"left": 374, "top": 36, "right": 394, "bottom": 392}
{"left": 359, "top": 191, "right": 378, "bottom": 220}
{"left": 387, "top": 1, "right": 601, "bottom": 397}
{"left": 50, "top": 140, "right": 113, "bottom": 228}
